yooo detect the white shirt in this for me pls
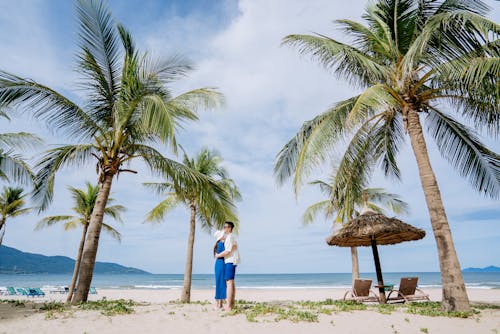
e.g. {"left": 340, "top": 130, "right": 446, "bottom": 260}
{"left": 223, "top": 233, "right": 240, "bottom": 265}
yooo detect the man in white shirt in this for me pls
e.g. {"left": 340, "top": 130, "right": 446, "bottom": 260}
{"left": 215, "top": 221, "right": 239, "bottom": 311}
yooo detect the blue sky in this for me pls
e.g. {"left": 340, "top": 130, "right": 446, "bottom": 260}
{"left": 0, "top": 0, "right": 499, "bottom": 274}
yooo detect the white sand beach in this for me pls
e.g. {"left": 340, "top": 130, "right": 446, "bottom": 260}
{"left": 1, "top": 288, "right": 499, "bottom": 334}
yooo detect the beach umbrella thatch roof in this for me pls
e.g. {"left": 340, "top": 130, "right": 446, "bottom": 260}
{"left": 326, "top": 211, "right": 425, "bottom": 247}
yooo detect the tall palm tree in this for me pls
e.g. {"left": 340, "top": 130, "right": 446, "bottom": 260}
{"left": 303, "top": 178, "right": 409, "bottom": 283}
{"left": 0, "top": 0, "right": 223, "bottom": 303}
{"left": 274, "top": 0, "right": 499, "bottom": 311}
{"left": 144, "top": 148, "right": 240, "bottom": 303}
{"left": 0, "top": 186, "right": 32, "bottom": 246}
{"left": 35, "top": 182, "right": 124, "bottom": 303}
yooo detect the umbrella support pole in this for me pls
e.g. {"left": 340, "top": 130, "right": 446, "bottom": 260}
{"left": 371, "top": 238, "right": 386, "bottom": 304}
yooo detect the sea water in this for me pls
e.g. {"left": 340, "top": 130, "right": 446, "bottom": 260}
{"left": 0, "top": 272, "right": 499, "bottom": 290}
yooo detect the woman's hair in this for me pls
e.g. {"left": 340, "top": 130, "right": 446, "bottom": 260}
{"left": 213, "top": 241, "right": 218, "bottom": 257}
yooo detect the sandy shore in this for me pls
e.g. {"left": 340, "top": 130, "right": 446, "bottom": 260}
{"left": 1, "top": 288, "right": 499, "bottom": 333}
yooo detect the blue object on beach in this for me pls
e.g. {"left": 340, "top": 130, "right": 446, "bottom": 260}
{"left": 34, "top": 288, "right": 45, "bottom": 297}
{"left": 6, "top": 287, "right": 16, "bottom": 295}
{"left": 224, "top": 263, "right": 237, "bottom": 281}
{"left": 214, "top": 241, "right": 226, "bottom": 300}
{"left": 89, "top": 287, "right": 98, "bottom": 294}
{"left": 16, "top": 288, "right": 28, "bottom": 296}
{"left": 26, "top": 288, "right": 39, "bottom": 297}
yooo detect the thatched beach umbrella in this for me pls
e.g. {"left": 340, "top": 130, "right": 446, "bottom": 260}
{"left": 326, "top": 210, "right": 425, "bottom": 303}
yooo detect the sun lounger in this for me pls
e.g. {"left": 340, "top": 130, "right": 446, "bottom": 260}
{"left": 343, "top": 278, "right": 380, "bottom": 303}
{"left": 16, "top": 288, "right": 28, "bottom": 296}
{"left": 6, "top": 287, "right": 17, "bottom": 295}
{"left": 387, "top": 277, "right": 430, "bottom": 303}
{"left": 34, "top": 288, "right": 45, "bottom": 297}
{"left": 89, "top": 287, "right": 98, "bottom": 294}
{"left": 49, "top": 286, "right": 67, "bottom": 294}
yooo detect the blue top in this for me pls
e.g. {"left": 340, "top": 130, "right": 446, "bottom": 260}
{"left": 216, "top": 240, "right": 225, "bottom": 255}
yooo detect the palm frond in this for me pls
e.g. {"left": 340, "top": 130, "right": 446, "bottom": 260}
{"left": 34, "top": 215, "right": 74, "bottom": 230}
{"left": 363, "top": 188, "right": 410, "bottom": 215}
{"left": 0, "top": 71, "right": 102, "bottom": 139}
{"left": 101, "top": 222, "right": 121, "bottom": 242}
{"left": 434, "top": 56, "right": 500, "bottom": 135}
{"left": 168, "top": 88, "right": 225, "bottom": 121}
{"left": 76, "top": 0, "right": 120, "bottom": 110}
{"left": 402, "top": 11, "right": 499, "bottom": 74}
{"left": 274, "top": 96, "right": 357, "bottom": 190}
{"left": 302, "top": 200, "right": 332, "bottom": 225}
{"left": 103, "top": 204, "right": 126, "bottom": 223}
{"left": 0, "top": 132, "right": 43, "bottom": 151}
{"left": 282, "top": 34, "right": 388, "bottom": 87}
{"left": 144, "top": 196, "right": 179, "bottom": 223}
{"left": 33, "top": 144, "right": 98, "bottom": 211}
{"left": 0, "top": 149, "right": 34, "bottom": 185}
{"left": 425, "top": 107, "right": 500, "bottom": 198}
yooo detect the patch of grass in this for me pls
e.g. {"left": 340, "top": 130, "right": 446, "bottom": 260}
{"left": 406, "top": 302, "right": 478, "bottom": 318}
{"left": 472, "top": 303, "right": 500, "bottom": 310}
{"left": 1, "top": 300, "right": 26, "bottom": 308}
{"left": 231, "top": 302, "right": 319, "bottom": 323}
{"left": 420, "top": 328, "right": 429, "bottom": 333}
{"left": 331, "top": 300, "right": 367, "bottom": 312}
{"left": 228, "top": 299, "right": 368, "bottom": 323}
{"left": 44, "top": 310, "right": 55, "bottom": 320}
{"left": 40, "top": 302, "right": 66, "bottom": 312}
{"left": 77, "top": 299, "right": 136, "bottom": 316}
{"left": 377, "top": 304, "right": 396, "bottom": 315}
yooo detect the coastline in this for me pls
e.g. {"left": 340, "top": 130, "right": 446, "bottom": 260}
{"left": 2, "top": 287, "right": 500, "bottom": 304}
{"left": 1, "top": 288, "right": 499, "bottom": 334}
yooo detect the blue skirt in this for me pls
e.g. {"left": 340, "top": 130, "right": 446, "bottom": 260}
{"left": 214, "top": 258, "right": 226, "bottom": 300}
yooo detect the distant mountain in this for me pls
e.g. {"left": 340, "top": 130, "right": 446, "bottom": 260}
{"left": 0, "top": 245, "right": 150, "bottom": 274}
{"left": 462, "top": 266, "right": 500, "bottom": 273}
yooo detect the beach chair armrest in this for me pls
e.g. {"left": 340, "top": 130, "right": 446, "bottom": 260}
{"left": 386, "top": 289, "right": 402, "bottom": 300}
{"left": 343, "top": 290, "right": 354, "bottom": 300}
{"left": 415, "top": 288, "right": 430, "bottom": 299}
{"left": 369, "top": 290, "right": 380, "bottom": 301}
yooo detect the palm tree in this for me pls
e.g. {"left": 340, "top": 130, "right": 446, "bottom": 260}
{"left": 144, "top": 148, "right": 240, "bottom": 303}
{"left": 303, "top": 177, "right": 409, "bottom": 283}
{"left": 0, "top": 186, "right": 32, "bottom": 246}
{"left": 35, "top": 182, "right": 124, "bottom": 303}
{"left": 0, "top": 0, "right": 223, "bottom": 303}
{"left": 274, "top": 0, "right": 499, "bottom": 311}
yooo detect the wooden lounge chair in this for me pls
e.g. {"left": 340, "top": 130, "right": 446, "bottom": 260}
{"left": 387, "top": 277, "right": 430, "bottom": 303}
{"left": 343, "top": 278, "right": 380, "bottom": 303}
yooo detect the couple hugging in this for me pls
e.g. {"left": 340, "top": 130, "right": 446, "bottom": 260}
{"left": 213, "top": 221, "right": 240, "bottom": 311}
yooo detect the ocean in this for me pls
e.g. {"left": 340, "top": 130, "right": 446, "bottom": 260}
{"left": 1, "top": 272, "right": 499, "bottom": 290}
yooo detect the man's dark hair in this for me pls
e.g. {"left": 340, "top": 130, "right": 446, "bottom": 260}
{"left": 225, "top": 221, "right": 235, "bottom": 230}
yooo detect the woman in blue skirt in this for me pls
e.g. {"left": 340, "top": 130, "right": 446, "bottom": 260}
{"left": 213, "top": 230, "right": 226, "bottom": 308}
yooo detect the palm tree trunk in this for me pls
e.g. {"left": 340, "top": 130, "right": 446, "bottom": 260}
{"left": 67, "top": 223, "right": 88, "bottom": 303}
{"left": 72, "top": 173, "right": 114, "bottom": 303}
{"left": 0, "top": 217, "right": 6, "bottom": 247}
{"left": 406, "top": 108, "right": 470, "bottom": 312}
{"left": 181, "top": 202, "right": 197, "bottom": 303}
{"left": 350, "top": 246, "right": 360, "bottom": 285}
